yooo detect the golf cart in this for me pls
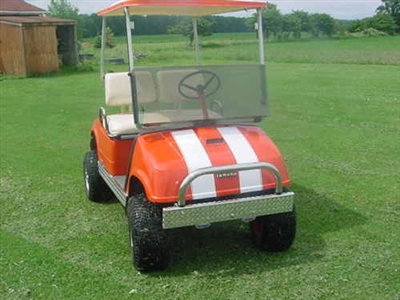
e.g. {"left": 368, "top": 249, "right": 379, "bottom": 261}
{"left": 83, "top": 0, "right": 296, "bottom": 272}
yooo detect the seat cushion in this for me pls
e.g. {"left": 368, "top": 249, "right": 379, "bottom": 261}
{"left": 107, "top": 113, "right": 172, "bottom": 136}
{"left": 107, "top": 110, "right": 221, "bottom": 136}
{"left": 107, "top": 114, "right": 139, "bottom": 136}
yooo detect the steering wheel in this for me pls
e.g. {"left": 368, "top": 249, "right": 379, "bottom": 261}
{"left": 178, "top": 70, "right": 221, "bottom": 100}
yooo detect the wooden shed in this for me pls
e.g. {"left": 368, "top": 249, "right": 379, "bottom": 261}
{"left": 0, "top": 0, "right": 78, "bottom": 76}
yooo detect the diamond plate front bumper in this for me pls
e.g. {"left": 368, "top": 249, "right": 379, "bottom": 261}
{"left": 162, "top": 192, "right": 294, "bottom": 229}
{"left": 162, "top": 162, "right": 294, "bottom": 229}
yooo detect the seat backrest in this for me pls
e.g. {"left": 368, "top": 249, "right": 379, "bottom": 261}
{"left": 105, "top": 71, "right": 157, "bottom": 107}
{"left": 157, "top": 69, "right": 203, "bottom": 103}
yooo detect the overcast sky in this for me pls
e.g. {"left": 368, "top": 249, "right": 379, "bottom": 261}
{"left": 27, "top": 0, "right": 382, "bottom": 20}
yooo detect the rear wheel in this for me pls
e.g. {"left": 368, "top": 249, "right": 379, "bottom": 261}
{"left": 127, "top": 194, "right": 169, "bottom": 272}
{"left": 250, "top": 207, "right": 296, "bottom": 252}
{"left": 83, "top": 150, "right": 112, "bottom": 202}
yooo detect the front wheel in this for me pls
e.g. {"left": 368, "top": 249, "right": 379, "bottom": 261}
{"left": 127, "top": 194, "right": 169, "bottom": 272}
{"left": 250, "top": 207, "right": 296, "bottom": 252}
{"left": 83, "top": 150, "right": 113, "bottom": 202}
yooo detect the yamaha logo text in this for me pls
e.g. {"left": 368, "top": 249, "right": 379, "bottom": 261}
{"left": 216, "top": 172, "right": 238, "bottom": 179}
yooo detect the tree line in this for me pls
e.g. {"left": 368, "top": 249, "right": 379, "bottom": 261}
{"left": 47, "top": 0, "right": 400, "bottom": 40}
{"left": 348, "top": 0, "right": 400, "bottom": 35}
{"left": 253, "top": 4, "right": 337, "bottom": 39}
{"left": 252, "top": 1, "right": 399, "bottom": 39}
{"left": 77, "top": 14, "right": 251, "bottom": 38}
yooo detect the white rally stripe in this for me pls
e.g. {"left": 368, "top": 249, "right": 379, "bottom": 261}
{"left": 171, "top": 130, "right": 217, "bottom": 200}
{"left": 217, "top": 127, "right": 263, "bottom": 193}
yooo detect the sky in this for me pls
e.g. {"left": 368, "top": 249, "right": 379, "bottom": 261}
{"left": 26, "top": 0, "right": 383, "bottom": 20}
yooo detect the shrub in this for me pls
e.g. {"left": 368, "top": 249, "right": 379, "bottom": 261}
{"left": 94, "top": 27, "right": 116, "bottom": 49}
{"left": 344, "top": 27, "right": 388, "bottom": 38}
{"left": 362, "top": 27, "right": 388, "bottom": 36}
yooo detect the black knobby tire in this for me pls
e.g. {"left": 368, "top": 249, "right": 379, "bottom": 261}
{"left": 250, "top": 207, "right": 296, "bottom": 252}
{"left": 127, "top": 195, "right": 169, "bottom": 272}
{"left": 83, "top": 150, "right": 113, "bottom": 202}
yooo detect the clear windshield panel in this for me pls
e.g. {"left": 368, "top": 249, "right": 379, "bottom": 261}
{"left": 133, "top": 64, "right": 267, "bottom": 126}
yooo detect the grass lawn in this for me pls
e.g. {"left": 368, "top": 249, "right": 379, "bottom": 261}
{"left": 1, "top": 34, "right": 400, "bottom": 299}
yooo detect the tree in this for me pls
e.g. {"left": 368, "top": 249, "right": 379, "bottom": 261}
{"left": 336, "top": 19, "right": 357, "bottom": 34}
{"left": 365, "top": 14, "right": 397, "bottom": 34}
{"left": 259, "top": 4, "right": 283, "bottom": 38}
{"left": 291, "top": 10, "right": 311, "bottom": 33}
{"left": 168, "top": 18, "right": 214, "bottom": 45}
{"left": 79, "top": 13, "right": 101, "bottom": 38}
{"left": 376, "top": 0, "right": 400, "bottom": 32}
{"left": 47, "top": 0, "right": 79, "bottom": 20}
{"left": 211, "top": 16, "right": 251, "bottom": 33}
{"left": 282, "top": 13, "right": 303, "bottom": 38}
{"left": 47, "top": 0, "right": 81, "bottom": 37}
{"left": 246, "top": 3, "right": 282, "bottom": 38}
{"left": 106, "top": 16, "right": 126, "bottom": 36}
{"left": 376, "top": 0, "right": 400, "bottom": 15}
{"left": 310, "top": 13, "right": 337, "bottom": 37}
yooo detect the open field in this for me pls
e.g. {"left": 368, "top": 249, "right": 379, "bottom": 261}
{"left": 1, "top": 34, "right": 400, "bottom": 299}
{"left": 84, "top": 34, "right": 400, "bottom": 66}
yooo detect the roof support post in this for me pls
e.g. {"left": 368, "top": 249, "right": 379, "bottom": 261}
{"left": 124, "top": 6, "right": 134, "bottom": 71}
{"left": 100, "top": 17, "right": 107, "bottom": 80}
{"left": 257, "top": 8, "right": 265, "bottom": 65}
{"left": 257, "top": 8, "right": 267, "bottom": 105}
{"left": 193, "top": 17, "right": 201, "bottom": 65}
{"left": 123, "top": 7, "right": 139, "bottom": 126}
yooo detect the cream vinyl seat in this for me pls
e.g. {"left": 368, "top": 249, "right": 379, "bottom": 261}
{"left": 104, "top": 71, "right": 164, "bottom": 135}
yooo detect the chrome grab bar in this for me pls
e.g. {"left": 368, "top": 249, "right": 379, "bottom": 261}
{"left": 99, "top": 107, "right": 108, "bottom": 130}
{"left": 177, "top": 162, "right": 283, "bottom": 207}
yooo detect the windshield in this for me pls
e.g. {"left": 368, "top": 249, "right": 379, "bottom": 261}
{"left": 131, "top": 64, "right": 267, "bottom": 126}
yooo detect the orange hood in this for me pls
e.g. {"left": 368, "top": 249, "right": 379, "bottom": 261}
{"left": 129, "top": 125, "right": 290, "bottom": 204}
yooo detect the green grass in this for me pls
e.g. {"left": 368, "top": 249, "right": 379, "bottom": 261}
{"left": 1, "top": 34, "right": 400, "bottom": 299}
{"left": 82, "top": 33, "right": 400, "bottom": 67}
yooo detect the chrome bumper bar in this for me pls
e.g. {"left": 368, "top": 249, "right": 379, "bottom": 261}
{"left": 177, "top": 162, "right": 283, "bottom": 207}
{"left": 162, "top": 162, "right": 294, "bottom": 229}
